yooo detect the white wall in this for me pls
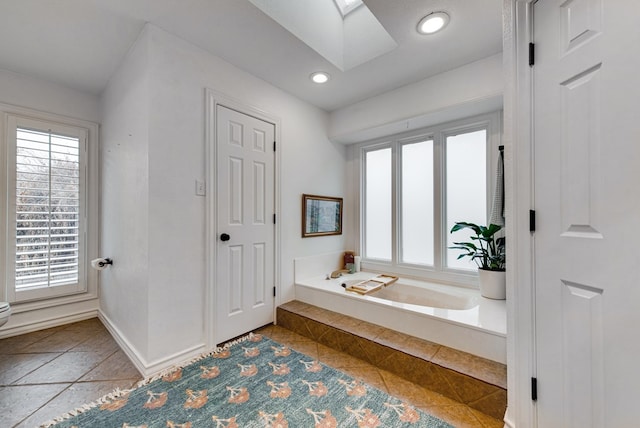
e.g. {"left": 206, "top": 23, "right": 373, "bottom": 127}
{"left": 99, "top": 28, "right": 152, "bottom": 361}
{"left": 329, "top": 53, "right": 504, "bottom": 143}
{"left": 0, "top": 69, "right": 101, "bottom": 338}
{"left": 0, "top": 68, "right": 100, "bottom": 123}
{"left": 100, "top": 24, "right": 347, "bottom": 371}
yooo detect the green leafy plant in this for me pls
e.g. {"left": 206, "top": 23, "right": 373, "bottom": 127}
{"left": 449, "top": 222, "right": 505, "bottom": 271}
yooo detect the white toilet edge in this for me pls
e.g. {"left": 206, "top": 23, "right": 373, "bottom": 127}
{"left": 0, "top": 302, "right": 10, "bottom": 314}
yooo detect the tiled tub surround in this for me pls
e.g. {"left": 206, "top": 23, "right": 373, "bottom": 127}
{"left": 294, "top": 253, "right": 506, "bottom": 364}
{"left": 277, "top": 301, "right": 507, "bottom": 420}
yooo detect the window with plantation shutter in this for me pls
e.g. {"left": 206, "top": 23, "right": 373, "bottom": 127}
{"left": 6, "top": 115, "right": 90, "bottom": 302}
{"left": 15, "top": 127, "right": 81, "bottom": 288}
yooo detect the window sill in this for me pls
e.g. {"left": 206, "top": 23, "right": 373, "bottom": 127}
{"left": 362, "top": 260, "right": 479, "bottom": 290}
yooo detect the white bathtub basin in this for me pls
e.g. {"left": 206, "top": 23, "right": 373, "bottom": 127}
{"left": 295, "top": 272, "right": 506, "bottom": 363}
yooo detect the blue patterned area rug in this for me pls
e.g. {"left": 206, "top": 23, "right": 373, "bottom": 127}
{"left": 43, "top": 333, "right": 453, "bottom": 427}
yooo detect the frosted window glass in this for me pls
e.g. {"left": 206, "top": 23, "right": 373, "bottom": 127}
{"left": 365, "top": 148, "right": 391, "bottom": 260}
{"left": 401, "top": 140, "right": 434, "bottom": 265}
{"left": 446, "top": 130, "right": 487, "bottom": 270}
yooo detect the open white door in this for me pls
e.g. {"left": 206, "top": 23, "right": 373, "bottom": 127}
{"left": 215, "top": 105, "right": 275, "bottom": 344}
{"left": 533, "top": 0, "right": 640, "bottom": 426}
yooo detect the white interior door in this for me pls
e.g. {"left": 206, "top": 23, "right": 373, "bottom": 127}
{"left": 216, "top": 105, "right": 275, "bottom": 344}
{"left": 533, "top": 1, "right": 640, "bottom": 426}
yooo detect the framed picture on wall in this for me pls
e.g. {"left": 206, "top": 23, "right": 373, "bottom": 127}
{"left": 302, "top": 194, "right": 343, "bottom": 237}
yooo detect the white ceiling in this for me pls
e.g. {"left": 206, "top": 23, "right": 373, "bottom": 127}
{"left": 0, "top": 0, "right": 502, "bottom": 112}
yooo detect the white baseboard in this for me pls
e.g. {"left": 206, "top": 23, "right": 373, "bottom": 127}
{"left": 0, "top": 309, "right": 98, "bottom": 339}
{"left": 97, "top": 310, "right": 148, "bottom": 376}
{"left": 98, "top": 310, "right": 207, "bottom": 378}
{"left": 143, "top": 342, "right": 208, "bottom": 378}
{"left": 503, "top": 408, "right": 515, "bottom": 428}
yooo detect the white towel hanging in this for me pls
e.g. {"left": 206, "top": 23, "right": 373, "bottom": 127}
{"left": 490, "top": 146, "right": 505, "bottom": 226}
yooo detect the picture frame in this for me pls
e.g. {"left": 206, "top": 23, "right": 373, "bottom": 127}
{"left": 302, "top": 194, "right": 343, "bottom": 237}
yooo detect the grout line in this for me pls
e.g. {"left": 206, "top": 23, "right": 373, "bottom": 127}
{"left": 8, "top": 353, "right": 65, "bottom": 386}
{"left": 3, "top": 322, "right": 141, "bottom": 428}
{"left": 12, "top": 382, "right": 74, "bottom": 428}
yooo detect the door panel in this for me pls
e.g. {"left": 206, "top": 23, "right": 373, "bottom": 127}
{"left": 216, "top": 105, "right": 275, "bottom": 343}
{"left": 533, "top": 1, "right": 640, "bottom": 426}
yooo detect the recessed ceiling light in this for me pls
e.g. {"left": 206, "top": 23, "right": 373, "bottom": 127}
{"left": 310, "top": 72, "right": 330, "bottom": 84}
{"left": 417, "top": 11, "right": 450, "bottom": 35}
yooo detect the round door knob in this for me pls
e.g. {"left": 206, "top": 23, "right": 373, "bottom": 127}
{"left": 220, "top": 233, "right": 230, "bottom": 242}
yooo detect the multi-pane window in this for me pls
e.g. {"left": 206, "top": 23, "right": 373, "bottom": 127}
{"left": 364, "top": 148, "right": 392, "bottom": 260}
{"left": 7, "top": 115, "right": 89, "bottom": 302}
{"left": 15, "top": 127, "right": 81, "bottom": 289}
{"left": 445, "top": 130, "right": 487, "bottom": 270}
{"left": 401, "top": 139, "right": 434, "bottom": 265}
{"left": 360, "top": 114, "right": 498, "bottom": 284}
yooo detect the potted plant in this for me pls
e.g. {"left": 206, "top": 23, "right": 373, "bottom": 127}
{"left": 449, "top": 222, "right": 506, "bottom": 299}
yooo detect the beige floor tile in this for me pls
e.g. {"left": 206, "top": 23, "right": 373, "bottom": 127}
{"left": 470, "top": 408, "right": 505, "bottom": 428}
{"left": 79, "top": 350, "right": 141, "bottom": 382}
{"left": 433, "top": 346, "right": 507, "bottom": 389}
{"left": 0, "top": 383, "right": 70, "bottom": 427}
{"left": 60, "top": 318, "right": 105, "bottom": 333}
{"left": 421, "top": 404, "right": 486, "bottom": 428}
{"left": 355, "top": 321, "right": 387, "bottom": 340}
{"left": 270, "top": 303, "right": 507, "bottom": 427}
{"left": 286, "top": 341, "right": 319, "bottom": 358}
{"left": 380, "top": 369, "right": 461, "bottom": 409}
{"left": 0, "top": 352, "right": 61, "bottom": 385}
{"left": 338, "top": 366, "right": 388, "bottom": 392}
{"left": 2, "top": 315, "right": 501, "bottom": 428}
{"left": 0, "top": 328, "right": 62, "bottom": 354}
{"left": 16, "top": 352, "right": 106, "bottom": 384}
{"left": 317, "top": 344, "right": 370, "bottom": 368}
{"left": 18, "top": 329, "right": 94, "bottom": 353}
{"left": 260, "top": 325, "right": 314, "bottom": 343}
{"left": 15, "top": 379, "right": 137, "bottom": 428}
{"left": 70, "top": 329, "right": 120, "bottom": 356}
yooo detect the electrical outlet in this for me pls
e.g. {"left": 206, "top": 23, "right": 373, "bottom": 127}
{"left": 195, "top": 180, "right": 206, "bottom": 196}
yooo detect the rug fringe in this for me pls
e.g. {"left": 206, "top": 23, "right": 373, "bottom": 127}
{"left": 39, "top": 387, "right": 132, "bottom": 428}
{"left": 40, "top": 332, "right": 259, "bottom": 427}
{"left": 135, "top": 332, "right": 256, "bottom": 387}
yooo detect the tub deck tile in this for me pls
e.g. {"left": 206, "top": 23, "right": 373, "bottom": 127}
{"left": 400, "top": 337, "right": 442, "bottom": 361}
{"left": 277, "top": 300, "right": 507, "bottom": 421}
{"left": 432, "top": 346, "right": 507, "bottom": 390}
{"left": 441, "top": 367, "right": 502, "bottom": 404}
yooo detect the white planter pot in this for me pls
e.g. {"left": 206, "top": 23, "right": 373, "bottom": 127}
{"left": 478, "top": 268, "right": 506, "bottom": 300}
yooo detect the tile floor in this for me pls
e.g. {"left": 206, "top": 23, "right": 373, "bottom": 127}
{"left": 0, "top": 318, "right": 141, "bottom": 428}
{"left": 275, "top": 301, "right": 506, "bottom": 420}
{"left": 1, "top": 318, "right": 503, "bottom": 428}
{"left": 256, "top": 324, "right": 504, "bottom": 428}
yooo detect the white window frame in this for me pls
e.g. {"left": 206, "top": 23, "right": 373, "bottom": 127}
{"left": 1, "top": 106, "right": 99, "bottom": 308}
{"left": 354, "top": 112, "right": 502, "bottom": 288}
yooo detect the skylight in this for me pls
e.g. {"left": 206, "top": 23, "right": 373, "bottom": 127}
{"left": 334, "top": 0, "right": 363, "bottom": 17}
{"left": 248, "top": 0, "right": 397, "bottom": 71}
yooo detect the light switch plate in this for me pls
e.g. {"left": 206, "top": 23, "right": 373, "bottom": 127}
{"left": 195, "top": 180, "right": 206, "bottom": 196}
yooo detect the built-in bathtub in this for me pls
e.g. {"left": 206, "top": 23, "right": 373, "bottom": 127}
{"left": 293, "top": 253, "right": 507, "bottom": 364}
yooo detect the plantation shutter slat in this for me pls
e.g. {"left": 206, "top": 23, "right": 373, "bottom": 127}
{"left": 15, "top": 127, "right": 80, "bottom": 290}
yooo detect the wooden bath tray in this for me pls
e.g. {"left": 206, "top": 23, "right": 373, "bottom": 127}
{"left": 343, "top": 274, "right": 398, "bottom": 295}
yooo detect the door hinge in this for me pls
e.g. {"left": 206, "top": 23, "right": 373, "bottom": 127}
{"left": 529, "top": 209, "right": 536, "bottom": 232}
{"left": 531, "top": 377, "right": 538, "bottom": 401}
{"left": 273, "top": 214, "right": 276, "bottom": 224}
{"left": 529, "top": 42, "right": 535, "bottom": 66}
{"left": 273, "top": 286, "right": 276, "bottom": 297}
{"left": 273, "top": 141, "right": 276, "bottom": 152}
